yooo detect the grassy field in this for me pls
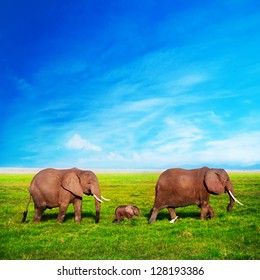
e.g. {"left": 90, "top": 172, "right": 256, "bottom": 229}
{"left": 0, "top": 171, "right": 259, "bottom": 260}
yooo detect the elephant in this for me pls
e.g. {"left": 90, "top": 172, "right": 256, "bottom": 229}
{"left": 113, "top": 205, "right": 140, "bottom": 222}
{"left": 148, "top": 167, "right": 243, "bottom": 224}
{"left": 22, "top": 168, "right": 109, "bottom": 223}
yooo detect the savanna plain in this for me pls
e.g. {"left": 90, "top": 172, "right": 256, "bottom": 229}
{"left": 0, "top": 171, "right": 259, "bottom": 260}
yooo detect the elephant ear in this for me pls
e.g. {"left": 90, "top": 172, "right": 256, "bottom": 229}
{"left": 204, "top": 169, "right": 225, "bottom": 194}
{"left": 125, "top": 206, "right": 134, "bottom": 216}
{"left": 61, "top": 172, "right": 84, "bottom": 197}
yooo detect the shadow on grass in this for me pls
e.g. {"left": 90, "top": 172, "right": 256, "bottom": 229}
{"left": 23, "top": 211, "right": 96, "bottom": 223}
{"left": 144, "top": 209, "right": 200, "bottom": 221}
{"left": 45, "top": 212, "right": 96, "bottom": 222}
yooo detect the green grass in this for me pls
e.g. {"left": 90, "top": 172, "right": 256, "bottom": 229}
{"left": 0, "top": 172, "right": 259, "bottom": 260}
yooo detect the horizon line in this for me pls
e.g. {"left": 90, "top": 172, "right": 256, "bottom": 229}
{"left": 0, "top": 167, "right": 259, "bottom": 174}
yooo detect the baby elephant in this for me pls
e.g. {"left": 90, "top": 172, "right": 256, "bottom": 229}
{"left": 113, "top": 205, "right": 140, "bottom": 222}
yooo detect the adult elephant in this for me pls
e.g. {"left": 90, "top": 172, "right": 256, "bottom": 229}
{"left": 22, "top": 168, "right": 109, "bottom": 223}
{"left": 148, "top": 167, "right": 243, "bottom": 224}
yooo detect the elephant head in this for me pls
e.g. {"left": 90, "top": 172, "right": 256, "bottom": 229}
{"left": 125, "top": 205, "right": 140, "bottom": 218}
{"left": 61, "top": 169, "right": 109, "bottom": 223}
{"left": 204, "top": 168, "right": 243, "bottom": 211}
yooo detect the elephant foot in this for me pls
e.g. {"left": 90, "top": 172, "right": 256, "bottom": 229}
{"left": 200, "top": 203, "right": 214, "bottom": 220}
{"left": 200, "top": 211, "right": 214, "bottom": 220}
{"left": 148, "top": 208, "right": 159, "bottom": 224}
{"left": 148, "top": 218, "right": 156, "bottom": 224}
{"left": 57, "top": 214, "right": 66, "bottom": 223}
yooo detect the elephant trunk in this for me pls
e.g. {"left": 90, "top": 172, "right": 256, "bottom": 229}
{"left": 135, "top": 210, "right": 140, "bottom": 219}
{"left": 90, "top": 179, "right": 110, "bottom": 223}
{"left": 91, "top": 182, "right": 102, "bottom": 223}
{"left": 93, "top": 191, "right": 101, "bottom": 223}
{"left": 92, "top": 191, "right": 110, "bottom": 223}
{"left": 226, "top": 181, "right": 243, "bottom": 211}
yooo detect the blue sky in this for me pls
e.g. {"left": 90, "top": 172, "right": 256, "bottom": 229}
{"left": 1, "top": 0, "right": 260, "bottom": 169}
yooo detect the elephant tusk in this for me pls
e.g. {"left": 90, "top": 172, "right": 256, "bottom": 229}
{"left": 228, "top": 190, "right": 244, "bottom": 205}
{"left": 101, "top": 196, "right": 110, "bottom": 201}
{"left": 93, "top": 194, "right": 103, "bottom": 203}
{"left": 169, "top": 216, "right": 178, "bottom": 224}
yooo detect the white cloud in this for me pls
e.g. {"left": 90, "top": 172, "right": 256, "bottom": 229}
{"left": 123, "top": 98, "right": 168, "bottom": 113}
{"left": 150, "top": 117, "right": 204, "bottom": 149}
{"left": 124, "top": 131, "right": 260, "bottom": 169}
{"left": 107, "top": 152, "right": 124, "bottom": 160}
{"left": 66, "top": 133, "right": 102, "bottom": 152}
{"left": 176, "top": 73, "right": 208, "bottom": 87}
{"left": 201, "top": 132, "right": 260, "bottom": 166}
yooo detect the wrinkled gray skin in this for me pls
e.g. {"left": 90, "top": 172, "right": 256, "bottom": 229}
{"left": 149, "top": 167, "right": 238, "bottom": 223}
{"left": 22, "top": 168, "right": 103, "bottom": 223}
{"left": 113, "top": 205, "right": 140, "bottom": 222}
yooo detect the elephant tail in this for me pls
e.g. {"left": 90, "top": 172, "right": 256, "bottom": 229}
{"left": 21, "top": 195, "right": 32, "bottom": 223}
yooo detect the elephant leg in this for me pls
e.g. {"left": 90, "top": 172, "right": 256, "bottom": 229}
{"left": 207, "top": 205, "right": 215, "bottom": 219}
{"left": 33, "top": 204, "right": 46, "bottom": 222}
{"left": 126, "top": 213, "right": 133, "bottom": 220}
{"left": 115, "top": 216, "right": 123, "bottom": 222}
{"left": 73, "top": 199, "right": 82, "bottom": 223}
{"left": 167, "top": 207, "right": 177, "bottom": 220}
{"left": 200, "top": 202, "right": 214, "bottom": 220}
{"left": 57, "top": 202, "right": 69, "bottom": 223}
{"left": 200, "top": 201, "right": 209, "bottom": 220}
{"left": 200, "top": 207, "right": 207, "bottom": 220}
{"left": 148, "top": 208, "right": 159, "bottom": 224}
{"left": 113, "top": 214, "right": 119, "bottom": 222}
